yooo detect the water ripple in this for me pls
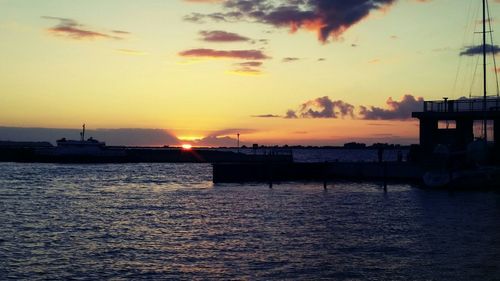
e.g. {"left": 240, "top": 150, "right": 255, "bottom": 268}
{"left": 1, "top": 163, "right": 500, "bottom": 280}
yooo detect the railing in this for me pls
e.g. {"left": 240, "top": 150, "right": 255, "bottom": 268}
{"left": 423, "top": 97, "right": 500, "bottom": 113}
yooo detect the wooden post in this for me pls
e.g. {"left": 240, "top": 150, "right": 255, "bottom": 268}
{"left": 383, "top": 161, "right": 388, "bottom": 192}
{"left": 323, "top": 161, "right": 328, "bottom": 190}
{"left": 268, "top": 163, "right": 273, "bottom": 189}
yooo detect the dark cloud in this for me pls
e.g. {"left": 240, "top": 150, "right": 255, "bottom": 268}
{"left": 459, "top": 44, "right": 500, "bottom": 56}
{"left": 42, "top": 16, "right": 128, "bottom": 40}
{"left": 287, "top": 96, "right": 355, "bottom": 119}
{"left": 179, "top": 48, "right": 270, "bottom": 60}
{"left": 192, "top": 136, "right": 239, "bottom": 147}
{"left": 285, "top": 110, "right": 298, "bottom": 119}
{"left": 190, "top": 128, "right": 257, "bottom": 147}
{"left": 359, "top": 94, "right": 423, "bottom": 120}
{"left": 0, "top": 127, "right": 179, "bottom": 146}
{"left": 184, "top": 0, "right": 397, "bottom": 42}
{"left": 269, "top": 94, "right": 423, "bottom": 120}
{"left": 199, "top": 30, "right": 251, "bottom": 42}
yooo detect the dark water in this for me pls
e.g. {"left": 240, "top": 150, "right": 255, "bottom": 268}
{"left": 1, "top": 162, "right": 500, "bottom": 280}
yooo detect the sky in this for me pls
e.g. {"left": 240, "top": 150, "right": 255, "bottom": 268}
{"left": 0, "top": 0, "right": 499, "bottom": 146}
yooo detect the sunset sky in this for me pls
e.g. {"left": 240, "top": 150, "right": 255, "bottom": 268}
{"left": 1, "top": 0, "right": 499, "bottom": 146}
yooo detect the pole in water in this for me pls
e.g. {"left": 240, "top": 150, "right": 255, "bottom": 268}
{"left": 383, "top": 161, "right": 388, "bottom": 192}
{"left": 483, "top": 0, "right": 487, "bottom": 140}
{"left": 323, "top": 161, "right": 328, "bottom": 190}
{"left": 268, "top": 164, "right": 273, "bottom": 188}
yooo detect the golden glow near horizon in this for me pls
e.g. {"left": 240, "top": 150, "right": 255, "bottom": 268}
{"left": 0, "top": 0, "right": 499, "bottom": 146}
{"left": 181, "top": 144, "right": 193, "bottom": 150}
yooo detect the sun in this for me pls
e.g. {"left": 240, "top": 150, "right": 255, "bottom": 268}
{"left": 181, "top": 144, "right": 193, "bottom": 150}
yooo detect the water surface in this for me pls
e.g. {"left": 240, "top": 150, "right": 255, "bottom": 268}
{"left": 1, "top": 163, "right": 499, "bottom": 280}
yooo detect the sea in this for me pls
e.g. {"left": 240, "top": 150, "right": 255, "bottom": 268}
{"left": 1, "top": 149, "right": 500, "bottom": 280}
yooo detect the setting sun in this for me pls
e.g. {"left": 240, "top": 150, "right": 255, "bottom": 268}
{"left": 181, "top": 144, "right": 193, "bottom": 150}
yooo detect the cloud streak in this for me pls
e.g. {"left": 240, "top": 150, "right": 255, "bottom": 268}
{"left": 231, "top": 61, "right": 264, "bottom": 74}
{"left": 199, "top": 30, "right": 251, "bottom": 42}
{"left": 252, "top": 114, "right": 281, "bottom": 118}
{"left": 42, "top": 16, "right": 128, "bottom": 40}
{"left": 179, "top": 48, "right": 270, "bottom": 60}
{"left": 282, "top": 57, "right": 300, "bottom": 63}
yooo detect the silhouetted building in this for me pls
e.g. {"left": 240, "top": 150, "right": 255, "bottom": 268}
{"left": 343, "top": 142, "right": 366, "bottom": 149}
{"left": 412, "top": 97, "right": 500, "bottom": 162}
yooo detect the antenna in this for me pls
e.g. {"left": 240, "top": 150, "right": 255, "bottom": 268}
{"left": 486, "top": 0, "right": 500, "bottom": 98}
{"left": 82, "top": 124, "right": 86, "bottom": 141}
{"left": 482, "top": 0, "right": 487, "bottom": 140}
{"left": 237, "top": 133, "right": 240, "bottom": 153}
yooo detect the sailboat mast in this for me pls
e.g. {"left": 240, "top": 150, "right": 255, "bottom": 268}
{"left": 483, "top": 0, "right": 487, "bottom": 140}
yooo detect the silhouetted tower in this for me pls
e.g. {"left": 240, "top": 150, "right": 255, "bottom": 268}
{"left": 237, "top": 133, "right": 240, "bottom": 153}
{"left": 80, "top": 124, "right": 86, "bottom": 141}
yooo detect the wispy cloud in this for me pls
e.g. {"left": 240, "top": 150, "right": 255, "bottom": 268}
{"left": 236, "top": 61, "right": 263, "bottom": 67}
{"left": 42, "top": 16, "right": 129, "bottom": 40}
{"left": 229, "top": 67, "right": 263, "bottom": 75}
{"left": 115, "top": 49, "right": 147, "bottom": 56}
{"left": 231, "top": 61, "right": 264, "bottom": 75}
{"left": 179, "top": 48, "right": 270, "bottom": 60}
{"left": 282, "top": 57, "right": 300, "bottom": 63}
{"left": 199, "top": 30, "right": 251, "bottom": 42}
{"left": 251, "top": 114, "right": 281, "bottom": 118}
{"left": 184, "top": 0, "right": 224, "bottom": 3}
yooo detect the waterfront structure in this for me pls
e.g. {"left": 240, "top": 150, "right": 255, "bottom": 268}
{"left": 412, "top": 98, "right": 500, "bottom": 160}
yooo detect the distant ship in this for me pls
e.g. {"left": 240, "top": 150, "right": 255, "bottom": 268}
{"left": 49, "top": 124, "right": 123, "bottom": 157}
